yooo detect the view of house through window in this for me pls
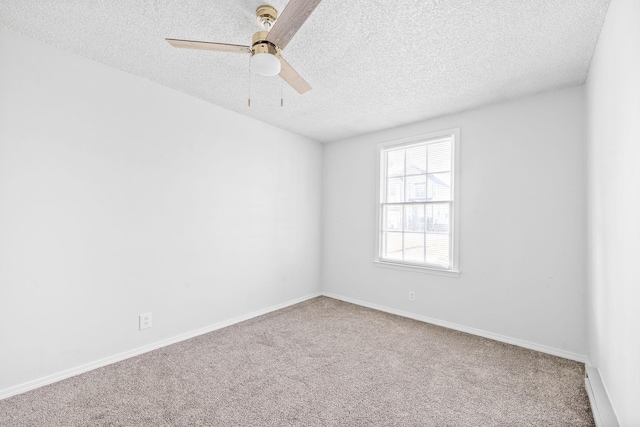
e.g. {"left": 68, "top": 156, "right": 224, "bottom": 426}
{"left": 377, "top": 131, "right": 458, "bottom": 271}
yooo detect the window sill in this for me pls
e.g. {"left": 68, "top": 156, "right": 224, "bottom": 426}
{"left": 374, "top": 260, "right": 460, "bottom": 277}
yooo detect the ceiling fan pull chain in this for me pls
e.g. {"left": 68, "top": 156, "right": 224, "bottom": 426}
{"left": 281, "top": 79, "right": 284, "bottom": 107}
{"left": 248, "top": 55, "right": 252, "bottom": 107}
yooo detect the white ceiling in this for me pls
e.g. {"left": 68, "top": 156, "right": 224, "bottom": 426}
{"left": 0, "top": 0, "right": 609, "bottom": 143}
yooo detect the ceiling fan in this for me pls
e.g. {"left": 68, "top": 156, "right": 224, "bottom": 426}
{"left": 165, "top": 0, "right": 322, "bottom": 95}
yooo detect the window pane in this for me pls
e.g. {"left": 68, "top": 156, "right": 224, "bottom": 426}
{"left": 404, "top": 204, "right": 425, "bottom": 232}
{"left": 427, "top": 172, "right": 451, "bottom": 201}
{"left": 425, "top": 233, "right": 449, "bottom": 268}
{"left": 404, "top": 233, "right": 424, "bottom": 262}
{"left": 387, "top": 177, "right": 404, "bottom": 202}
{"left": 426, "top": 203, "right": 450, "bottom": 233}
{"left": 383, "top": 205, "right": 403, "bottom": 231}
{"left": 428, "top": 141, "right": 451, "bottom": 173}
{"left": 384, "top": 232, "right": 403, "bottom": 260}
{"left": 405, "top": 175, "right": 427, "bottom": 202}
{"left": 379, "top": 133, "right": 456, "bottom": 271}
{"left": 387, "top": 150, "right": 404, "bottom": 177}
{"left": 406, "top": 146, "right": 426, "bottom": 175}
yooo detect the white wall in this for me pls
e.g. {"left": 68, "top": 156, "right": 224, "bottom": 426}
{"left": 0, "top": 26, "right": 322, "bottom": 393}
{"left": 586, "top": 0, "right": 640, "bottom": 424}
{"left": 322, "top": 86, "right": 588, "bottom": 359}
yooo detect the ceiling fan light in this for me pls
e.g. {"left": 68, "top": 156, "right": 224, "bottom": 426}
{"left": 251, "top": 52, "right": 281, "bottom": 76}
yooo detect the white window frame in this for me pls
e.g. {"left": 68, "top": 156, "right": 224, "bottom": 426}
{"left": 374, "top": 128, "right": 460, "bottom": 277}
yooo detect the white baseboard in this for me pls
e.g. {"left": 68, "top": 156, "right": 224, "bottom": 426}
{"left": 585, "top": 365, "right": 620, "bottom": 427}
{"left": 0, "top": 292, "right": 321, "bottom": 401}
{"left": 0, "top": 291, "right": 590, "bottom": 402}
{"left": 322, "top": 292, "right": 587, "bottom": 363}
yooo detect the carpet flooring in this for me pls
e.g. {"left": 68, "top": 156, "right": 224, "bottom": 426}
{"left": 0, "top": 296, "right": 594, "bottom": 426}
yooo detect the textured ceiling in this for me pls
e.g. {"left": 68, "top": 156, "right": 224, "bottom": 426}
{"left": 0, "top": 0, "right": 609, "bottom": 143}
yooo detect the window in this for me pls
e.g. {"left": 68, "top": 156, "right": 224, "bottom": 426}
{"left": 376, "top": 129, "right": 460, "bottom": 275}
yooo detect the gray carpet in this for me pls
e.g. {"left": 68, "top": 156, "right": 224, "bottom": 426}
{"left": 0, "top": 296, "right": 594, "bottom": 426}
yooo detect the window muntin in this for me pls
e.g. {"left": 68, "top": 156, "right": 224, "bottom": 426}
{"left": 377, "top": 130, "right": 458, "bottom": 272}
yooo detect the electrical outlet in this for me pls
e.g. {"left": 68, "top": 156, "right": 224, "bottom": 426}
{"left": 139, "top": 313, "right": 152, "bottom": 330}
{"left": 409, "top": 291, "right": 415, "bottom": 301}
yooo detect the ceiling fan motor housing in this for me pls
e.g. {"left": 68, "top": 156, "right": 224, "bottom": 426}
{"left": 251, "top": 31, "right": 280, "bottom": 57}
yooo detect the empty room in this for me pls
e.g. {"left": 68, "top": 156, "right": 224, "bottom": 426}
{"left": 0, "top": 0, "right": 638, "bottom": 425}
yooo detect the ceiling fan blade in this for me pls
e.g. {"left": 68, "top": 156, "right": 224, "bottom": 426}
{"left": 166, "top": 38, "right": 251, "bottom": 54}
{"left": 278, "top": 56, "right": 312, "bottom": 94}
{"left": 266, "top": 0, "right": 322, "bottom": 50}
